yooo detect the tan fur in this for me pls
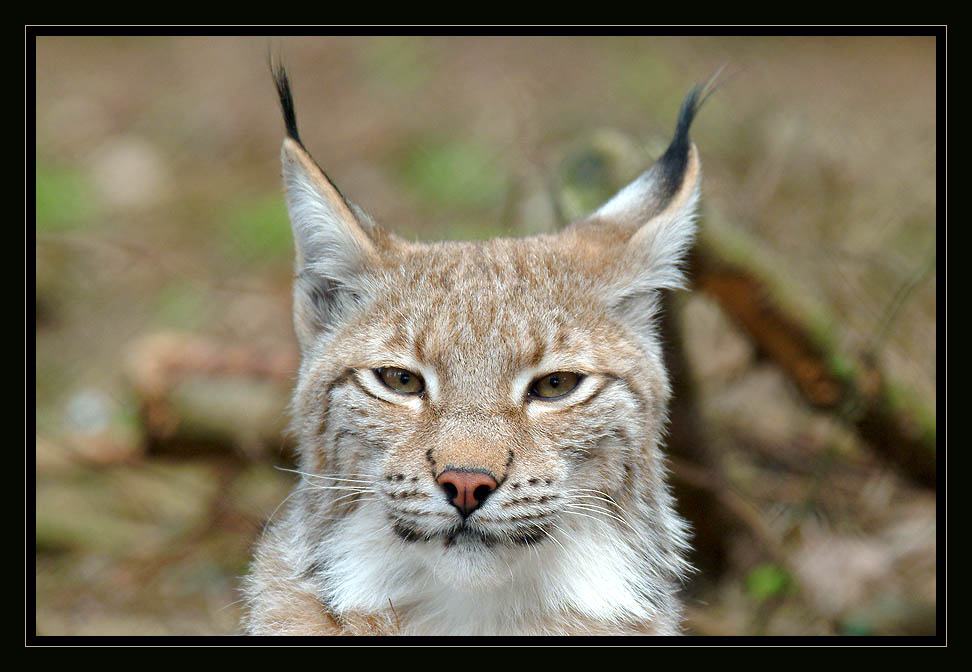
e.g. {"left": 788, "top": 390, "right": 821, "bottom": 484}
{"left": 243, "top": 74, "right": 705, "bottom": 636}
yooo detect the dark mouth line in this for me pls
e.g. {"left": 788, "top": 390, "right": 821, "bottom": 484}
{"left": 475, "top": 510, "right": 557, "bottom": 523}
{"left": 390, "top": 515, "right": 550, "bottom": 548}
{"left": 390, "top": 505, "right": 456, "bottom": 519}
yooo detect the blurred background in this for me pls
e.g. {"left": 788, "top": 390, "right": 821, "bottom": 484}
{"left": 33, "top": 34, "right": 938, "bottom": 637}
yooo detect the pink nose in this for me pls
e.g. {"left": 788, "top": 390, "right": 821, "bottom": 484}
{"left": 436, "top": 470, "right": 498, "bottom": 517}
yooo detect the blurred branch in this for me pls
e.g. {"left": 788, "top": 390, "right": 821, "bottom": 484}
{"left": 686, "top": 229, "right": 936, "bottom": 489}
{"left": 863, "top": 245, "right": 936, "bottom": 359}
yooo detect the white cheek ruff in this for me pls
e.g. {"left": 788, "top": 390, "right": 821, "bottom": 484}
{"left": 315, "top": 501, "right": 668, "bottom": 635}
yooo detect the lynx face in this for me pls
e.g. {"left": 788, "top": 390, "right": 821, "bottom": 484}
{"left": 244, "top": 66, "right": 706, "bottom": 635}
{"left": 294, "top": 235, "right": 674, "bottom": 584}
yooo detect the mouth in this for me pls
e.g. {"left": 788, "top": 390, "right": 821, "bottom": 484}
{"left": 391, "top": 517, "right": 550, "bottom": 549}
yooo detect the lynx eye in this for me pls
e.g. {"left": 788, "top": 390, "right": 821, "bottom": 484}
{"left": 375, "top": 367, "right": 425, "bottom": 395}
{"left": 529, "top": 371, "right": 582, "bottom": 400}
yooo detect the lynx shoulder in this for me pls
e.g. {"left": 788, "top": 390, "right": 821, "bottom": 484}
{"left": 242, "top": 64, "right": 708, "bottom": 636}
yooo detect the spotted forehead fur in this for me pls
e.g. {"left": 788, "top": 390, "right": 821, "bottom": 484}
{"left": 363, "top": 237, "right": 632, "bottom": 372}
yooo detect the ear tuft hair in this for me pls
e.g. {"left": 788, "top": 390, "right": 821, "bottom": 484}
{"left": 270, "top": 59, "right": 302, "bottom": 147}
{"left": 270, "top": 61, "right": 385, "bottom": 352}
{"left": 651, "top": 84, "right": 704, "bottom": 206}
{"left": 577, "top": 71, "right": 724, "bottom": 335}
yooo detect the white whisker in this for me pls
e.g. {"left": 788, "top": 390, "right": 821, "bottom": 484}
{"left": 330, "top": 490, "right": 374, "bottom": 505}
{"left": 565, "top": 502, "right": 640, "bottom": 535}
{"left": 275, "top": 466, "right": 375, "bottom": 484}
{"left": 563, "top": 506, "right": 625, "bottom": 536}
{"left": 304, "top": 484, "right": 374, "bottom": 493}
{"left": 542, "top": 522, "right": 572, "bottom": 555}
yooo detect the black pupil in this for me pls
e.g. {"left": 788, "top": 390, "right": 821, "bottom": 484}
{"left": 399, "top": 372, "right": 410, "bottom": 385}
{"left": 548, "top": 375, "right": 560, "bottom": 388}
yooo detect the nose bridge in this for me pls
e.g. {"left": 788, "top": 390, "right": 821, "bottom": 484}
{"left": 430, "top": 416, "right": 513, "bottom": 481}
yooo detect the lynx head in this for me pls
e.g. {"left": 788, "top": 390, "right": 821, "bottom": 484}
{"left": 270, "top": 65, "right": 703, "bottom": 625}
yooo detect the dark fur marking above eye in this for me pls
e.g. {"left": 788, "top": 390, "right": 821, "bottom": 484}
{"left": 525, "top": 332, "right": 545, "bottom": 369}
{"left": 413, "top": 330, "right": 428, "bottom": 366}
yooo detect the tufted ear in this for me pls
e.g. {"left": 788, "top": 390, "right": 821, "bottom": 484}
{"left": 571, "top": 85, "right": 708, "bottom": 330}
{"left": 272, "top": 64, "right": 384, "bottom": 352}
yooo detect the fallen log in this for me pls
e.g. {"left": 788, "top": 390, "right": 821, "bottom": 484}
{"left": 126, "top": 332, "right": 298, "bottom": 460}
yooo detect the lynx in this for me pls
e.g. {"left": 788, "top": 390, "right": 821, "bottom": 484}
{"left": 242, "top": 64, "right": 707, "bottom": 636}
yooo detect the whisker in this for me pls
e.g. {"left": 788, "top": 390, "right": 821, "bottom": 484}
{"left": 563, "top": 492, "right": 633, "bottom": 518}
{"left": 543, "top": 522, "right": 574, "bottom": 555}
{"left": 562, "top": 488, "right": 623, "bottom": 506}
{"left": 274, "top": 466, "right": 375, "bottom": 484}
{"left": 565, "top": 501, "right": 640, "bottom": 535}
{"left": 259, "top": 485, "right": 321, "bottom": 538}
{"left": 331, "top": 490, "right": 375, "bottom": 505}
{"left": 303, "top": 484, "right": 374, "bottom": 493}
{"left": 563, "top": 505, "right": 628, "bottom": 535}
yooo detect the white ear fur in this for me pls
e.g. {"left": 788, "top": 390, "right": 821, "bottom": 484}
{"left": 282, "top": 139, "right": 376, "bottom": 278}
{"left": 281, "top": 138, "right": 379, "bottom": 350}
{"left": 592, "top": 141, "right": 701, "bottom": 332}
{"left": 614, "top": 144, "right": 702, "bottom": 294}
{"left": 590, "top": 85, "right": 707, "bottom": 324}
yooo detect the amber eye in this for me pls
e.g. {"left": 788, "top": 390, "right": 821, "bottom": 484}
{"left": 375, "top": 367, "right": 424, "bottom": 395}
{"left": 529, "top": 371, "right": 582, "bottom": 399}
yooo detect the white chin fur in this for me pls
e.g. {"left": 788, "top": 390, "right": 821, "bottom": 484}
{"left": 429, "top": 542, "right": 511, "bottom": 590}
{"left": 314, "top": 500, "right": 668, "bottom": 635}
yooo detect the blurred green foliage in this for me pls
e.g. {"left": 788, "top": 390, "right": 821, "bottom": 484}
{"left": 397, "top": 138, "right": 510, "bottom": 212}
{"left": 35, "top": 162, "right": 99, "bottom": 232}
{"left": 745, "top": 563, "right": 792, "bottom": 601}
{"left": 220, "top": 194, "right": 292, "bottom": 264}
{"left": 358, "top": 36, "right": 433, "bottom": 94}
{"left": 153, "top": 281, "right": 208, "bottom": 330}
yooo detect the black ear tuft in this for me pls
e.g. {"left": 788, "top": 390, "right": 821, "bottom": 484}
{"left": 270, "top": 59, "right": 302, "bottom": 147}
{"left": 652, "top": 67, "right": 727, "bottom": 205}
{"left": 653, "top": 84, "right": 705, "bottom": 205}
